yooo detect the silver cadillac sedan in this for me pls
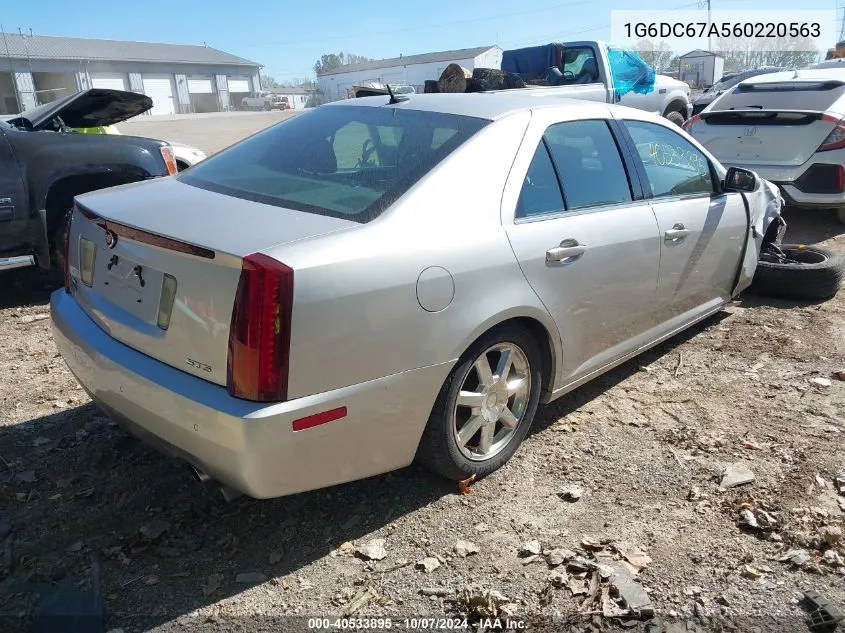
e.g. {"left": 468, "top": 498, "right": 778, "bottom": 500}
{"left": 51, "top": 92, "right": 783, "bottom": 498}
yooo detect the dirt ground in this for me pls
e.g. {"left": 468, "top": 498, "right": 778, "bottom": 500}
{"left": 0, "top": 150, "right": 843, "bottom": 631}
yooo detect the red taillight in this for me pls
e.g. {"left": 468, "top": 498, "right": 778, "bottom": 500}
{"left": 227, "top": 253, "right": 293, "bottom": 402}
{"left": 682, "top": 114, "right": 701, "bottom": 131}
{"left": 818, "top": 115, "right": 845, "bottom": 152}
{"left": 63, "top": 212, "right": 73, "bottom": 292}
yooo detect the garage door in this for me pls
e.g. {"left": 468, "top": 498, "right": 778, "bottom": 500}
{"left": 91, "top": 73, "right": 128, "bottom": 91}
{"left": 142, "top": 75, "right": 176, "bottom": 115}
{"left": 227, "top": 77, "right": 250, "bottom": 93}
{"left": 187, "top": 77, "right": 213, "bottom": 94}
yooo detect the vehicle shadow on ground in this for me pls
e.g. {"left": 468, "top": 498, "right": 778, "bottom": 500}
{"left": 530, "top": 310, "right": 729, "bottom": 434}
{"left": 0, "top": 269, "right": 56, "bottom": 310}
{"left": 0, "top": 401, "right": 454, "bottom": 631}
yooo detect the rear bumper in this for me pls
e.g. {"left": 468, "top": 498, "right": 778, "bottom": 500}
{"left": 720, "top": 161, "right": 845, "bottom": 209}
{"left": 773, "top": 186, "right": 845, "bottom": 209}
{"left": 51, "top": 289, "right": 450, "bottom": 498}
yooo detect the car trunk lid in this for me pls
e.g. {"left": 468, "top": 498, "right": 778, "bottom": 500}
{"left": 696, "top": 110, "right": 837, "bottom": 166}
{"left": 70, "top": 177, "right": 358, "bottom": 387}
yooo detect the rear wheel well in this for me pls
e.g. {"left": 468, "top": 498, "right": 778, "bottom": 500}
{"left": 45, "top": 173, "right": 140, "bottom": 247}
{"left": 472, "top": 317, "right": 555, "bottom": 397}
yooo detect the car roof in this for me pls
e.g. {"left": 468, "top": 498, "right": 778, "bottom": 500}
{"left": 736, "top": 68, "right": 845, "bottom": 85}
{"left": 325, "top": 91, "right": 617, "bottom": 121}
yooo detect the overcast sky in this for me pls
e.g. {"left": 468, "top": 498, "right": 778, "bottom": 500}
{"left": 2, "top": 0, "right": 839, "bottom": 81}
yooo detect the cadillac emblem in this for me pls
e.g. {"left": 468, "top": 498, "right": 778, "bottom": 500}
{"left": 104, "top": 229, "right": 118, "bottom": 249}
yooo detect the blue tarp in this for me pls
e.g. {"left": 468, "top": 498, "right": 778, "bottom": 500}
{"left": 502, "top": 44, "right": 561, "bottom": 77}
{"left": 501, "top": 43, "right": 656, "bottom": 97}
{"left": 606, "top": 47, "right": 655, "bottom": 97}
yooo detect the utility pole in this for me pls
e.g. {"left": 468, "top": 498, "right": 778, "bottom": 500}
{"left": 699, "top": 0, "right": 712, "bottom": 50}
{"left": 839, "top": 2, "right": 845, "bottom": 42}
{"left": 0, "top": 25, "right": 22, "bottom": 113}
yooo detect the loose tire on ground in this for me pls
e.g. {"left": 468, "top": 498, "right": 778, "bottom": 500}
{"left": 748, "top": 243, "right": 845, "bottom": 301}
{"left": 665, "top": 110, "right": 685, "bottom": 127}
{"left": 415, "top": 325, "right": 543, "bottom": 481}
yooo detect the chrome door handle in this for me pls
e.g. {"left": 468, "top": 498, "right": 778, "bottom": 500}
{"left": 664, "top": 223, "right": 690, "bottom": 241}
{"left": 546, "top": 240, "right": 586, "bottom": 262}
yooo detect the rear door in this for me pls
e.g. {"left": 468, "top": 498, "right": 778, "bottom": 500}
{"left": 504, "top": 111, "right": 661, "bottom": 384}
{"left": 620, "top": 118, "right": 748, "bottom": 321}
{"left": 0, "top": 125, "right": 28, "bottom": 254}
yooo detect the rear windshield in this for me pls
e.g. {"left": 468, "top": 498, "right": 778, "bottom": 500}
{"left": 180, "top": 105, "right": 488, "bottom": 223}
{"left": 712, "top": 80, "right": 845, "bottom": 112}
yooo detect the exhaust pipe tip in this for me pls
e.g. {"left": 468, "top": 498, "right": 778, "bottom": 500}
{"left": 219, "top": 486, "right": 242, "bottom": 503}
{"left": 188, "top": 464, "right": 242, "bottom": 502}
{"left": 188, "top": 465, "right": 211, "bottom": 483}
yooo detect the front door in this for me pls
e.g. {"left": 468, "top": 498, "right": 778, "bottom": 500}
{"left": 0, "top": 126, "right": 28, "bottom": 254}
{"left": 504, "top": 116, "right": 661, "bottom": 384}
{"left": 621, "top": 119, "right": 748, "bottom": 322}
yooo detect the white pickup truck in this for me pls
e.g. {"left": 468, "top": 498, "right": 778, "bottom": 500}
{"left": 501, "top": 40, "right": 692, "bottom": 125}
{"left": 241, "top": 92, "right": 287, "bottom": 111}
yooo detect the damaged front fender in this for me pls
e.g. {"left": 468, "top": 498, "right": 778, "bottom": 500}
{"left": 733, "top": 178, "right": 785, "bottom": 296}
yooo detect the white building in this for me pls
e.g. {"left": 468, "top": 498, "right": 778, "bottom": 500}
{"left": 0, "top": 31, "right": 262, "bottom": 115}
{"left": 268, "top": 85, "right": 311, "bottom": 109}
{"left": 317, "top": 46, "right": 503, "bottom": 102}
{"left": 678, "top": 50, "right": 725, "bottom": 89}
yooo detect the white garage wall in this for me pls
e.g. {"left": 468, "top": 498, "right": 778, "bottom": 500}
{"left": 90, "top": 72, "right": 128, "bottom": 91}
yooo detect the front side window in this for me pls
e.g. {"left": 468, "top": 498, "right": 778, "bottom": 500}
{"left": 181, "top": 105, "right": 488, "bottom": 223}
{"left": 544, "top": 119, "right": 632, "bottom": 210}
{"left": 625, "top": 120, "right": 714, "bottom": 198}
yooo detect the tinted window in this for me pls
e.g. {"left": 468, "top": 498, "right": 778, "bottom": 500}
{"left": 516, "top": 142, "right": 564, "bottom": 218}
{"left": 544, "top": 120, "right": 632, "bottom": 210}
{"left": 625, "top": 120, "right": 713, "bottom": 197}
{"left": 180, "top": 106, "right": 488, "bottom": 223}
{"left": 712, "top": 80, "right": 845, "bottom": 112}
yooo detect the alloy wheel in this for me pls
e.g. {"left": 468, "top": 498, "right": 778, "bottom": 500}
{"left": 452, "top": 342, "right": 531, "bottom": 461}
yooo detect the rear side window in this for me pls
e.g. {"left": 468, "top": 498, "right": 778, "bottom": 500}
{"left": 516, "top": 143, "right": 564, "bottom": 218}
{"left": 544, "top": 120, "right": 632, "bottom": 210}
{"left": 712, "top": 80, "right": 845, "bottom": 112}
{"left": 180, "top": 105, "right": 488, "bottom": 223}
{"left": 625, "top": 120, "right": 713, "bottom": 198}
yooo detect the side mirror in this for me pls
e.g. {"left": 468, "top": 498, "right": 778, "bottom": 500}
{"left": 724, "top": 167, "right": 758, "bottom": 192}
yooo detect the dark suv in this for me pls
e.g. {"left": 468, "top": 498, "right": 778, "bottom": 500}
{"left": 1, "top": 88, "right": 174, "bottom": 276}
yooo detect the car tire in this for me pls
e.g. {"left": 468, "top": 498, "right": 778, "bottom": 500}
{"left": 51, "top": 208, "right": 73, "bottom": 282}
{"left": 838, "top": 207, "right": 845, "bottom": 224}
{"left": 665, "top": 110, "right": 686, "bottom": 127}
{"left": 748, "top": 243, "right": 845, "bottom": 301}
{"left": 416, "top": 325, "right": 543, "bottom": 481}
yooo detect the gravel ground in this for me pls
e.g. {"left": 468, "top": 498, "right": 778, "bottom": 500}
{"left": 0, "top": 189, "right": 843, "bottom": 632}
